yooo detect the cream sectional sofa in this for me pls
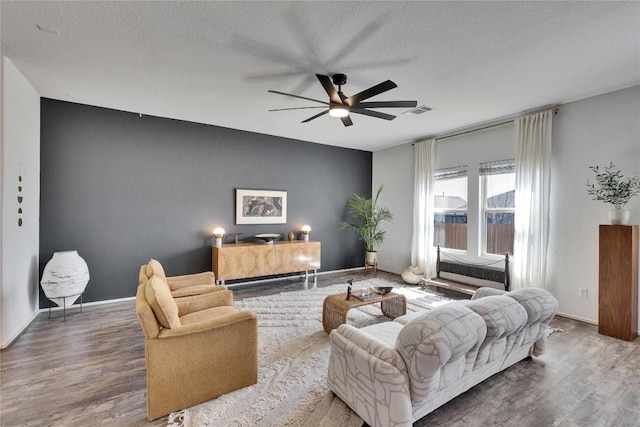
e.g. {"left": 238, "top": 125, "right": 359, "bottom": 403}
{"left": 327, "top": 287, "right": 558, "bottom": 427}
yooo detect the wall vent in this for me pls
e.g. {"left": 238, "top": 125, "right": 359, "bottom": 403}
{"left": 403, "top": 105, "right": 433, "bottom": 116}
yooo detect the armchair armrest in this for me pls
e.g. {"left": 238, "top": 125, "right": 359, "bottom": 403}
{"left": 167, "top": 271, "right": 216, "bottom": 289}
{"left": 159, "top": 309, "right": 256, "bottom": 338}
{"left": 175, "top": 290, "right": 234, "bottom": 316}
{"left": 328, "top": 324, "right": 412, "bottom": 427}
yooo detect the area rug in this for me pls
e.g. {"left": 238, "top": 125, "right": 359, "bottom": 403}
{"left": 167, "top": 278, "right": 455, "bottom": 427}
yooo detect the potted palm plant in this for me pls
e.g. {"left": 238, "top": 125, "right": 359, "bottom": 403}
{"left": 586, "top": 162, "right": 640, "bottom": 224}
{"left": 341, "top": 185, "right": 393, "bottom": 264}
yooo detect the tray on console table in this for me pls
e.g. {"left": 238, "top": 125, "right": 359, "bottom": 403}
{"left": 212, "top": 240, "right": 321, "bottom": 283}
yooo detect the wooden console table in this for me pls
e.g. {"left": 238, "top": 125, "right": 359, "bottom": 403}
{"left": 212, "top": 240, "right": 321, "bottom": 283}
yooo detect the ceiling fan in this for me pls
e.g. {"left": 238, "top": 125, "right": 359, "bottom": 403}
{"left": 268, "top": 74, "right": 417, "bottom": 127}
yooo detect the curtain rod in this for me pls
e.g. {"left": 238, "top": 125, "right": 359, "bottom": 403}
{"left": 412, "top": 107, "right": 559, "bottom": 144}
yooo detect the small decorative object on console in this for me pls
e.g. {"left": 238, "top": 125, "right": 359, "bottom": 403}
{"left": 301, "top": 224, "right": 311, "bottom": 242}
{"left": 213, "top": 227, "right": 225, "bottom": 247}
{"left": 254, "top": 233, "right": 282, "bottom": 243}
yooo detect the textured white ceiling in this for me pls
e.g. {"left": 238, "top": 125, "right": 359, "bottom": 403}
{"left": 2, "top": 1, "right": 639, "bottom": 151}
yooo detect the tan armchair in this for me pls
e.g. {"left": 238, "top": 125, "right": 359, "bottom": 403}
{"left": 139, "top": 258, "right": 226, "bottom": 298}
{"left": 136, "top": 276, "right": 258, "bottom": 420}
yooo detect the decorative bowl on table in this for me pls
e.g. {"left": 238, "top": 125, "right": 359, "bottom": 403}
{"left": 373, "top": 286, "right": 393, "bottom": 295}
{"left": 254, "top": 233, "right": 282, "bottom": 243}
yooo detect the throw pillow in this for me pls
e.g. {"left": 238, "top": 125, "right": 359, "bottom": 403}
{"left": 145, "top": 276, "right": 180, "bottom": 329}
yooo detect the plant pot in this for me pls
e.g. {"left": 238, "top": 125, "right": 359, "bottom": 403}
{"left": 365, "top": 251, "right": 377, "bottom": 265}
{"left": 609, "top": 207, "right": 630, "bottom": 225}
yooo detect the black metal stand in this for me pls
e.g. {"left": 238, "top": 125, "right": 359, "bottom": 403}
{"left": 47, "top": 293, "right": 83, "bottom": 321}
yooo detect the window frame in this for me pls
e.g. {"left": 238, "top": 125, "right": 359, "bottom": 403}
{"left": 433, "top": 165, "right": 469, "bottom": 253}
{"left": 479, "top": 160, "right": 516, "bottom": 257}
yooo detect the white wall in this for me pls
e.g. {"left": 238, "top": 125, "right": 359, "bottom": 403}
{"left": 547, "top": 86, "right": 639, "bottom": 327}
{"left": 374, "top": 85, "right": 640, "bottom": 329}
{"left": 372, "top": 143, "right": 415, "bottom": 273}
{"left": 1, "top": 57, "right": 41, "bottom": 348}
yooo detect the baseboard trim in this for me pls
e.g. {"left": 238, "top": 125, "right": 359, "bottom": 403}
{"left": 40, "top": 295, "right": 137, "bottom": 313}
{"left": 555, "top": 312, "right": 597, "bottom": 326}
{"left": 555, "top": 312, "right": 640, "bottom": 336}
{"left": 1, "top": 310, "right": 40, "bottom": 350}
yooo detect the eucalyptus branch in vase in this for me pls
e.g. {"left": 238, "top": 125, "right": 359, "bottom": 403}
{"left": 586, "top": 162, "right": 640, "bottom": 224}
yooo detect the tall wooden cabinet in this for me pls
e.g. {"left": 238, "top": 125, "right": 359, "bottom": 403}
{"left": 598, "top": 225, "right": 638, "bottom": 341}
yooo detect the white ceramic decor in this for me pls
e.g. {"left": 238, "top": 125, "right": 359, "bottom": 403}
{"left": 609, "top": 207, "right": 631, "bottom": 225}
{"left": 41, "top": 250, "right": 90, "bottom": 307}
{"left": 402, "top": 265, "right": 425, "bottom": 285}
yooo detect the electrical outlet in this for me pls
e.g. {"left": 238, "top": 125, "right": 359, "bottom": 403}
{"left": 578, "top": 287, "right": 588, "bottom": 299}
{"left": 390, "top": 253, "right": 396, "bottom": 261}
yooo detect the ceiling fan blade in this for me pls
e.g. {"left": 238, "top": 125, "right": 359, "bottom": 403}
{"left": 341, "top": 116, "right": 353, "bottom": 127}
{"left": 315, "top": 74, "right": 342, "bottom": 104}
{"left": 302, "top": 110, "right": 329, "bottom": 123}
{"left": 344, "top": 80, "right": 397, "bottom": 106}
{"left": 268, "top": 106, "right": 327, "bottom": 112}
{"left": 352, "top": 100, "right": 417, "bottom": 109}
{"left": 351, "top": 109, "right": 396, "bottom": 121}
{"left": 268, "top": 90, "right": 328, "bottom": 105}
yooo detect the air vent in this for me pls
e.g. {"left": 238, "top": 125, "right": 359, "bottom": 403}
{"left": 403, "top": 105, "right": 433, "bottom": 116}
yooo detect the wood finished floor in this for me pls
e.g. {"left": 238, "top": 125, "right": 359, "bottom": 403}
{"left": 1, "top": 270, "right": 638, "bottom": 427}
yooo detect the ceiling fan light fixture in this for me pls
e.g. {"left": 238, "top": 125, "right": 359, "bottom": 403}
{"left": 269, "top": 73, "right": 416, "bottom": 127}
{"left": 329, "top": 104, "right": 349, "bottom": 118}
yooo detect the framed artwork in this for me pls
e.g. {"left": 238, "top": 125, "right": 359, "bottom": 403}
{"left": 235, "top": 189, "right": 287, "bottom": 224}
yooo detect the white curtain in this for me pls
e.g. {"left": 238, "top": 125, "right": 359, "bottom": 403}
{"left": 513, "top": 111, "right": 553, "bottom": 289}
{"left": 411, "top": 139, "right": 437, "bottom": 278}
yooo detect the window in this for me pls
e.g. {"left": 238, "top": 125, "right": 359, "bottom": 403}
{"left": 480, "top": 160, "right": 515, "bottom": 255}
{"left": 434, "top": 166, "right": 468, "bottom": 250}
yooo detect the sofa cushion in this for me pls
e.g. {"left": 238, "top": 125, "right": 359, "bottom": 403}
{"left": 396, "top": 304, "right": 486, "bottom": 403}
{"left": 146, "top": 258, "right": 167, "bottom": 282}
{"left": 505, "top": 288, "right": 558, "bottom": 326}
{"left": 145, "top": 276, "right": 180, "bottom": 329}
{"left": 393, "top": 300, "right": 467, "bottom": 325}
{"left": 360, "top": 321, "right": 404, "bottom": 348}
{"left": 465, "top": 296, "right": 527, "bottom": 367}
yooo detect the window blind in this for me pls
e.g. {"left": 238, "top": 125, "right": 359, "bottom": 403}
{"left": 435, "top": 165, "right": 468, "bottom": 181}
{"left": 479, "top": 159, "right": 515, "bottom": 176}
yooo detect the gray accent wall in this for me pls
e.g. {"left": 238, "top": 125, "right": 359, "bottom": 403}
{"left": 40, "top": 99, "right": 371, "bottom": 305}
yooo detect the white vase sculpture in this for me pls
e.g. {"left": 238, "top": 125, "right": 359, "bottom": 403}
{"left": 401, "top": 265, "right": 425, "bottom": 285}
{"left": 41, "top": 250, "right": 90, "bottom": 307}
{"left": 609, "top": 207, "right": 630, "bottom": 225}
